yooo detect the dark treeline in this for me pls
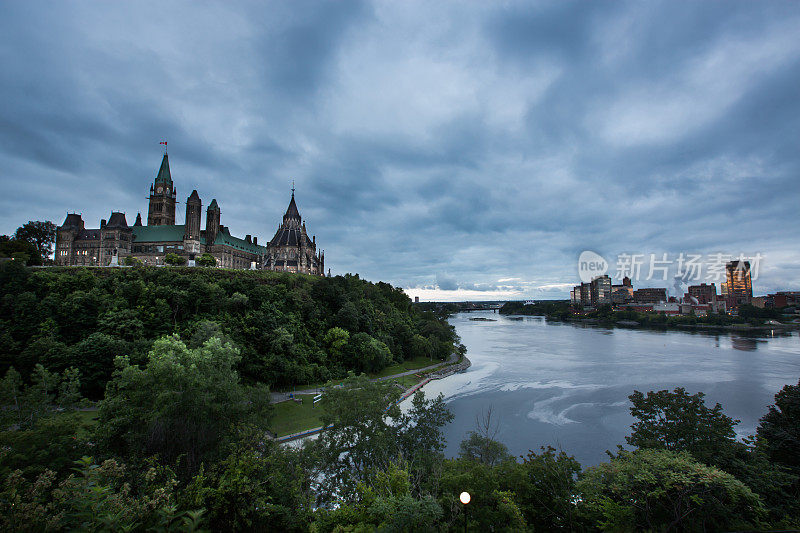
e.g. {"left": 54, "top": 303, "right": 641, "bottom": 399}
{"left": 501, "top": 300, "right": 573, "bottom": 319}
{"left": 501, "top": 300, "right": 794, "bottom": 327}
{"left": 0, "top": 262, "right": 459, "bottom": 397}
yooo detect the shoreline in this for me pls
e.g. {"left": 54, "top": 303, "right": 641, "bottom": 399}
{"left": 503, "top": 313, "right": 800, "bottom": 334}
{"left": 275, "top": 355, "right": 472, "bottom": 444}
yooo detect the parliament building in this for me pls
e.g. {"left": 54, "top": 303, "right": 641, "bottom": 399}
{"left": 55, "top": 152, "right": 326, "bottom": 274}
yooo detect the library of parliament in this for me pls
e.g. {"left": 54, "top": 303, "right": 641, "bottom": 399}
{"left": 55, "top": 151, "right": 326, "bottom": 274}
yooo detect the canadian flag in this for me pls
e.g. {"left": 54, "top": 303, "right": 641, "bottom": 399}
{"left": 159, "top": 141, "right": 167, "bottom": 146}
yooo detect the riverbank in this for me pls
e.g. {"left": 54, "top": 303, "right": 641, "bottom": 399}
{"left": 558, "top": 316, "right": 800, "bottom": 332}
{"left": 272, "top": 355, "right": 472, "bottom": 442}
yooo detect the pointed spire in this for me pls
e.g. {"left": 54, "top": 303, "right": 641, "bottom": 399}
{"left": 208, "top": 198, "right": 219, "bottom": 210}
{"left": 283, "top": 190, "right": 301, "bottom": 222}
{"left": 134, "top": 213, "right": 143, "bottom": 226}
{"left": 155, "top": 153, "right": 172, "bottom": 186}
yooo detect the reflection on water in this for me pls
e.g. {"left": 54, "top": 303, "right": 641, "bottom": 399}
{"left": 417, "top": 312, "right": 800, "bottom": 467}
{"left": 731, "top": 336, "right": 759, "bottom": 351}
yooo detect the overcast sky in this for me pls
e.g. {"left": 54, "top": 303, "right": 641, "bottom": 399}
{"left": 1, "top": 1, "right": 799, "bottom": 300}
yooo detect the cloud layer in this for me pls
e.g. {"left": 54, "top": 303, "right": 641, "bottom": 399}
{"left": 2, "top": 1, "right": 799, "bottom": 300}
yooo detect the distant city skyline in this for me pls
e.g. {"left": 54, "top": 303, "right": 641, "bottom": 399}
{"left": 1, "top": 1, "right": 799, "bottom": 301}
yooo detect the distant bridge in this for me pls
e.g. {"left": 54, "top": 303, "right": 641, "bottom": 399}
{"left": 460, "top": 303, "right": 503, "bottom": 312}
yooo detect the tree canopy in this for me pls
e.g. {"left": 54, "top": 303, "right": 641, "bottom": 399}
{"left": 13, "top": 221, "right": 57, "bottom": 261}
{"left": 96, "top": 335, "right": 271, "bottom": 477}
{"left": 0, "top": 265, "right": 459, "bottom": 397}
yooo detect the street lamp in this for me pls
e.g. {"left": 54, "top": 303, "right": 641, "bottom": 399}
{"left": 460, "top": 491, "right": 470, "bottom": 532}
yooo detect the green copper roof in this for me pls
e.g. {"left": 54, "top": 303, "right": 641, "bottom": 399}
{"left": 208, "top": 199, "right": 219, "bottom": 210}
{"left": 214, "top": 227, "right": 267, "bottom": 254}
{"left": 132, "top": 224, "right": 267, "bottom": 255}
{"left": 155, "top": 153, "right": 172, "bottom": 185}
{"left": 132, "top": 224, "right": 188, "bottom": 243}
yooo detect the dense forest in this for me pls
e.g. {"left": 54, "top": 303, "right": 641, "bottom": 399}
{"left": 0, "top": 262, "right": 459, "bottom": 397}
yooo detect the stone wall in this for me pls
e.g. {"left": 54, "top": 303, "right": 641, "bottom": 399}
{"left": 428, "top": 355, "right": 472, "bottom": 381}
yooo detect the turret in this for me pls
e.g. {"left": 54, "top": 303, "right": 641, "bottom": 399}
{"left": 56, "top": 213, "right": 85, "bottom": 265}
{"left": 100, "top": 212, "right": 131, "bottom": 265}
{"left": 205, "top": 199, "right": 220, "bottom": 248}
{"left": 184, "top": 190, "right": 202, "bottom": 240}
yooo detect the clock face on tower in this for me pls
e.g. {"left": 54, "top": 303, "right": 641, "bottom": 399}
{"left": 156, "top": 187, "right": 163, "bottom": 193}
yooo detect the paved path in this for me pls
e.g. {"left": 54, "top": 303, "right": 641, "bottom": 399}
{"left": 270, "top": 352, "right": 458, "bottom": 403}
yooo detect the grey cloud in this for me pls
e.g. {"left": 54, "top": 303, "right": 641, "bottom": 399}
{"left": 2, "top": 1, "right": 799, "bottom": 298}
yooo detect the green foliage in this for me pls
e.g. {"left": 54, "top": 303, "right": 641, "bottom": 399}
{"left": 0, "top": 266, "right": 458, "bottom": 396}
{"left": 12, "top": 220, "right": 57, "bottom": 262}
{"left": 164, "top": 253, "right": 187, "bottom": 266}
{"left": 738, "top": 303, "right": 783, "bottom": 320}
{"left": 182, "top": 438, "right": 313, "bottom": 532}
{"left": 628, "top": 386, "right": 800, "bottom": 526}
{"left": 123, "top": 255, "right": 142, "bottom": 266}
{"left": 96, "top": 335, "right": 271, "bottom": 477}
{"left": 458, "top": 432, "right": 512, "bottom": 467}
{"left": 504, "top": 446, "right": 583, "bottom": 531}
{"left": 757, "top": 378, "right": 800, "bottom": 476}
{"left": 346, "top": 332, "right": 392, "bottom": 373}
{"left": 0, "top": 235, "right": 42, "bottom": 265}
{"left": 196, "top": 253, "right": 216, "bottom": 267}
{"left": 626, "top": 387, "right": 739, "bottom": 465}
{"left": 500, "top": 300, "right": 571, "bottom": 317}
{"left": 315, "top": 374, "right": 453, "bottom": 503}
{"left": 312, "top": 461, "right": 443, "bottom": 532}
{"left": 437, "top": 458, "right": 527, "bottom": 531}
{"left": 0, "top": 456, "right": 206, "bottom": 532}
{"left": 577, "top": 448, "right": 764, "bottom": 531}
{"left": 0, "top": 365, "right": 83, "bottom": 430}
{"left": 323, "top": 326, "right": 349, "bottom": 363}
{"left": 0, "top": 414, "right": 89, "bottom": 479}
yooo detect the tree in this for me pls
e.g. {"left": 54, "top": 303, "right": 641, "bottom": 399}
{"left": 577, "top": 449, "right": 764, "bottom": 531}
{"left": 437, "top": 458, "right": 527, "bottom": 532}
{"left": 13, "top": 221, "right": 57, "bottom": 262}
{"left": 123, "top": 255, "right": 142, "bottom": 266}
{"left": 503, "top": 446, "right": 583, "bottom": 531}
{"left": 315, "top": 374, "right": 453, "bottom": 503}
{"left": 164, "top": 252, "right": 187, "bottom": 266}
{"left": 458, "top": 407, "right": 512, "bottom": 466}
{"left": 626, "top": 387, "right": 739, "bottom": 465}
{"left": 182, "top": 438, "right": 314, "bottom": 531}
{"left": 313, "top": 460, "right": 443, "bottom": 532}
{"left": 347, "top": 332, "right": 392, "bottom": 373}
{"left": 322, "top": 327, "right": 349, "bottom": 363}
{"left": 196, "top": 253, "right": 217, "bottom": 267}
{"left": 0, "top": 414, "right": 89, "bottom": 479}
{"left": 96, "top": 335, "right": 272, "bottom": 477}
{"left": 315, "top": 374, "right": 403, "bottom": 500}
{"left": 0, "top": 365, "right": 83, "bottom": 430}
{"left": 628, "top": 387, "right": 800, "bottom": 526}
{"left": 0, "top": 456, "right": 207, "bottom": 532}
{"left": 757, "top": 379, "right": 800, "bottom": 476}
{"left": 0, "top": 235, "right": 42, "bottom": 265}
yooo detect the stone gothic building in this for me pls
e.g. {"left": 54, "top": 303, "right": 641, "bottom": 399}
{"left": 55, "top": 152, "right": 325, "bottom": 274}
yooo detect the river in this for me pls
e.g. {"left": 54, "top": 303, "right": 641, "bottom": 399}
{"left": 415, "top": 311, "right": 800, "bottom": 467}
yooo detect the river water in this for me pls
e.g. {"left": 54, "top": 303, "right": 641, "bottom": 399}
{"left": 415, "top": 311, "right": 800, "bottom": 467}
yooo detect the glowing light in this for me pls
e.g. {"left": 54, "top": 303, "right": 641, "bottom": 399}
{"left": 460, "top": 491, "right": 470, "bottom": 505}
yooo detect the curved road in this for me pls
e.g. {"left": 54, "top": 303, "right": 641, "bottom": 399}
{"left": 270, "top": 352, "right": 458, "bottom": 403}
